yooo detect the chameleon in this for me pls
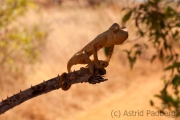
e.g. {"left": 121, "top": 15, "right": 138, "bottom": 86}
{"left": 60, "top": 23, "right": 128, "bottom": 91}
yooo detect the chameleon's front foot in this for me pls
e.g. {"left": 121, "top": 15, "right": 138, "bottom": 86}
{"left": 98, "top": 60, "right": 109, "bottom": 68}
{"left": 94, "top": 60, "right": 108, "bottom": 69}
{"left": 87, "top": 60, "right": 108, "bottom": 73}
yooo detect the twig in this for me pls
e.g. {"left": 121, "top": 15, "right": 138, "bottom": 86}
{"left": 0, "top": 67, "right": 107, "bottom": 115}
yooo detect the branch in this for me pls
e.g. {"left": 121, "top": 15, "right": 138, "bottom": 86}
{"left": 0, "top": 67, "right": 107, "bottom": 115}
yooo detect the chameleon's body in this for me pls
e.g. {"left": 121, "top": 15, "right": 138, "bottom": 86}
{"left": 60, "top": 23, "right": 128, "bottom": 90}
{"left": 67, "top": 23, "right": 128, "bottom": 73}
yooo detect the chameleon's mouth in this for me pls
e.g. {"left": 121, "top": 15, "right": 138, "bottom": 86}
{"left": 120, "top": 27, "right": 128, "bottom": 32}
{"left": 121, "top": 27, "right": 129, "bottom": 38}
{"left": 120, "top": 26, "right": 126, "bottom": 29}
{"left": 120, "top": 27, "right": 129, "bottom": 42}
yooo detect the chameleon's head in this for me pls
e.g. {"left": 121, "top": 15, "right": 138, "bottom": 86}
{"left": 107, "top": 23, "right": 128, "bottom": 45}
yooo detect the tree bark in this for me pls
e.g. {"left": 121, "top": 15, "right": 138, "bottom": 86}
{"left": 0, "top": 67, "right": 107, "bottom": 115}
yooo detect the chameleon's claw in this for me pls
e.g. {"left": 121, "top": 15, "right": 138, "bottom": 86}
{"left": 88, "top": 75, "right": 108, "bottom": 84}
{"left": 99, "top": 60, "right": 108, "bottom": 68}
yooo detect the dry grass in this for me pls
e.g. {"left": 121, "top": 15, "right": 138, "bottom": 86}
{"left": 0, "top": 2, "right": 174, "bottom": 120}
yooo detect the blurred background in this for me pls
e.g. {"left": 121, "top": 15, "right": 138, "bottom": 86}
{"left": 0, "top": 0, "right": 179, "bottom": 120}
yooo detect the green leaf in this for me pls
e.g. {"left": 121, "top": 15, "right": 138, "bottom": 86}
{"left": 139, "top": 29, "right": 144, "bottom": 36}
{"left": 172, "top": 75, "right": 180, "bottom": 87}
{"left": 150, "top": 55, "right": 156, "bottom": 63}
{"left": 135, "top": 50, "right": 141, "bottom": 56}
{"left": 165, "top": 6, "right": 175, "bottom": 15}
{"left": 176, "top": 23, "right": 180, "bottom": 27}
{"left": 133, "top": 44, "right": 141, "bottom": 48}
{"left": 173, "top": 30, "right": 179, "bottom": 37}
{"left": 160, "top": 20, "right": 165, "bottom": 29}
{"left": 164, "top": 65, "right": 174, "bottom": 71}
{"left": 174, "top": 90, "right": 179, "bottom": 95}
{"left": 104, "top": 47, "right": 110, "bottom": 57}
{"left": 164, "top": 62, "right": 180, "bottom": 71}
{"left": 123, "top": 50, "right": 130, "bottom": 55}
{"left": 128, "top": 56, "right": 136, "bottom": 69}
{"left": 160, "top": 82, "right": 168, "bottom": 98}
{"left": 122, "top": 10, "right": 132, "bottom": 23}
{"left": 154, "top": 94, "right": 162, "bottom": 99}
{"left": 165, "top": 55, "right": 173, "bottom": 62}
{"left": 150, "top": 100, "right": 154, "bottom": 106}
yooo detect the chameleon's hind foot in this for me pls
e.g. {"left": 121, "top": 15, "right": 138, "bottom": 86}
{"left": 89, "top": 64, "right": 95, "bottom": 73}
{"left": 88, "top": 75, "right": 108, "bottom": 84}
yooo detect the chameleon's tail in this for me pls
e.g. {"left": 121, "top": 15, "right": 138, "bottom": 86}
{"left": 67, "top": 58, "right": 73, "bottom": 73}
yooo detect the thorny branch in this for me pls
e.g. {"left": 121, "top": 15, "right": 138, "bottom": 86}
{"left": 0, "top": 67, "right": 107, "bottom": 115}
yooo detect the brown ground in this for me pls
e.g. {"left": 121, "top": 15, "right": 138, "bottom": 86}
{"left": 0, "top": 2, "right": 178, "bottom": 120}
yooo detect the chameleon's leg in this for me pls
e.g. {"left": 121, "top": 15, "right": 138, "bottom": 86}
{"left": 93, "top": 45, "right": 108, "bottom": 68}
{"left": 95, "top": 46, "right": 114, "bottom": 68}
{"left": 93, "top": 45, "right": 102, "bottom": 68}
{"left": 105, "top": 45, "right": 114, "bottom": 63}
{"left": 82, "top": 51, "right": 95, "bottom": 73}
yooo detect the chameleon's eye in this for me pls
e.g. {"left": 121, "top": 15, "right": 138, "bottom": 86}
{"left": 113, "top": 26, "right": 119, "bottom": 33}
